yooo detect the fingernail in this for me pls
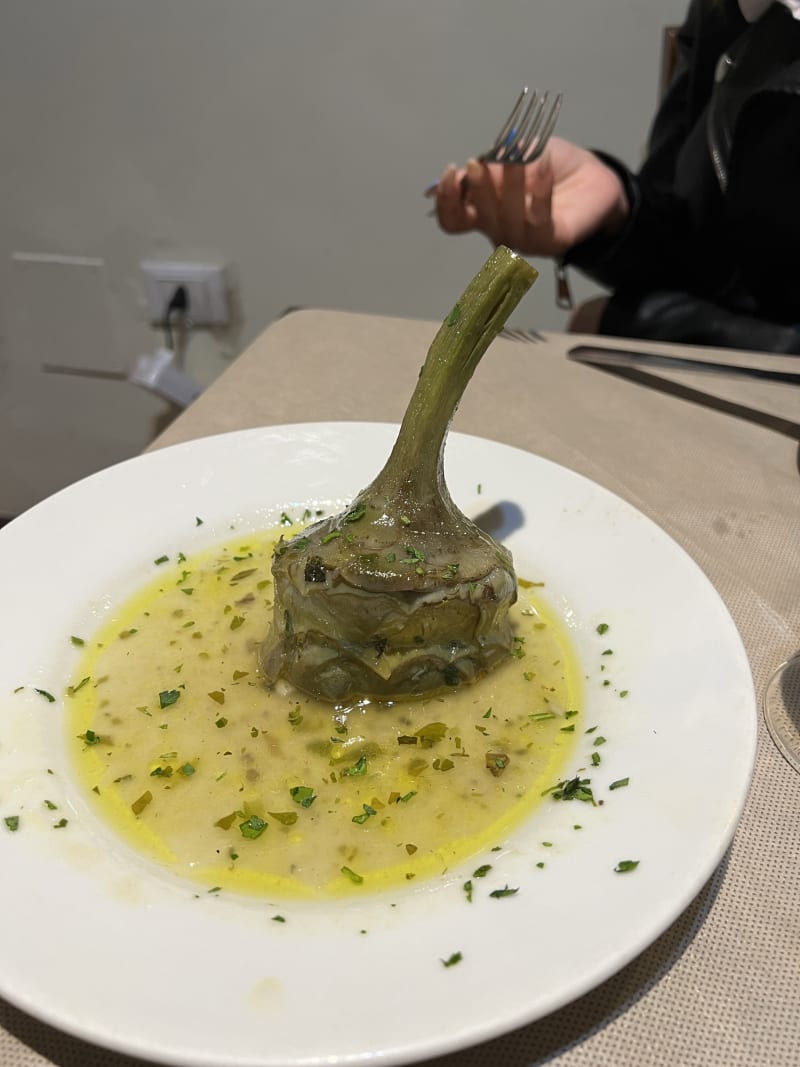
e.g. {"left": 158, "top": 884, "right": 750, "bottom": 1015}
{"left": 466, "top": 158, "right": 482, "bottom": 182}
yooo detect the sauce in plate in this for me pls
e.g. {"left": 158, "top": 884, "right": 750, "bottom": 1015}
{"left": 67, "top": 526, "right": 581, "bottom": 898}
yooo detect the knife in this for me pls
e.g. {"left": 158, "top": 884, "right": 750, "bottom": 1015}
{"left": 567, "top": 344, "right": 800, "bottom": 385}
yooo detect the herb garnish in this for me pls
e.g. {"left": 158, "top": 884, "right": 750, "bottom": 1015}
{"left": 341, "top": 865, "right": 364, "bottom": 884}
{"left": 614, "top": 860, "right": 639, "bottom": 873}
{"left": 239, "top": 815, "right": 267, "bottom": 839}
{"left": 543, "top": 776, "right": 596, "bottom": 804}
{"left": 290, "top": 785, "right": 316, "bottom": 807}
{"left": 268, "top": 811, "right": 298, "bottom": 826}
{"left": 342, "top": 755, "right": 368, "bottom": 777}
{"left": 441, "top": 951, "right": 463, "bottom": 967}
{"left": 352, "top": 803, "right": 377, "bottom": 824}
{"left": 343, "top": 502, "right": 366, "bottom": 524}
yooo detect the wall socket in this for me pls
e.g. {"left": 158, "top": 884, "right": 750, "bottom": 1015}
{"left": 141, "top": 260, "right": 230, "bottom": 327}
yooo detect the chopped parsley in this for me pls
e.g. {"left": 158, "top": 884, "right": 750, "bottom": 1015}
{"left": 239, "top": 815, "right": 267, "bottom": 839}
{"left": 342, "top": 755, "right": 368, "bottom": 777}
{"left": 352, "top": 803, "right": 377, "bottom": 825}
{"left": 341, "top": 865, "right": 364, "bottom": 884}
{"left": 290, "top": 785, "right": 316, "bottom": 808}
{"left": 343, "top": 502, "right": 366, "bottom": 524}
{"left": 543, "top": 776, "right": 595, "bottom": 804}
{"left": 614, "top": 860, "right": 639, "bottom": 873}
{"left": 441, "top": 951, "right": 463, "bottom": 967}
{"left": 268, "top": 811, "right": 298, "bottom": 826}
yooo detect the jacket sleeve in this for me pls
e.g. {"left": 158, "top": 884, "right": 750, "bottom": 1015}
{"left": 562, "top": 2, "right": 704, "bottom": 291}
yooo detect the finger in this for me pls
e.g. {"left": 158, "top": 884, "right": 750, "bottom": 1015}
{"left": 462, "top": 158, "right": 500, "bottom": 240}
{"left": 436, "top": 164, "right": 476, "bottom": 233}
{"left": 525, "top": 149, "right": 554, "bottom": 229}
{"left": 495, "top": 163, "right": 528, "bottom": 249}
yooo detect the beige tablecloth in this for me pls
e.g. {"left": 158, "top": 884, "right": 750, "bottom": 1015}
{"left": 3, "top": 311, "right": 799, "bottom": 1067}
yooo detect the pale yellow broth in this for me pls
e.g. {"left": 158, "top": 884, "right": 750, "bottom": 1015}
{"left": 67, "top": 526, "right": 581, "bottom": 899}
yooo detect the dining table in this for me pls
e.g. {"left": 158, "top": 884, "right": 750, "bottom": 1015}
{"left": 2, "top": 307, "right": 799, "bottom": 1067}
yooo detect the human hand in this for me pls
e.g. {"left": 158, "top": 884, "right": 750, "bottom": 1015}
{"left": 432, "top": 137, "right": 629, "bottom": 260}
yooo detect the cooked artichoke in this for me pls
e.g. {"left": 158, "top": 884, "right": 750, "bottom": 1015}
{"left": 261, "top": 246, "right": 538, "bottom": 702}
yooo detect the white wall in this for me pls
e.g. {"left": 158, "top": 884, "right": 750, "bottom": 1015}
{"left": 0, "top": 0, "right": 687, "bottom": 516}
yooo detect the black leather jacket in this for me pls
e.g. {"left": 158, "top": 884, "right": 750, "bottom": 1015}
{"left": 567, "top": 0, "right": 800, "bottom": 352}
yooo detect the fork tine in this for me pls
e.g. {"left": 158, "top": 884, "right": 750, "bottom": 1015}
{"left": 485, "top": 86, "right": 530, "bottom": 160}
{"left": 508, "top": 92, "right": 547, "bottom": 162}
{"left": 500, "top": 327, "right": 545, "bottom": 343}
{"left": 520, "top": 92, "right": 562, "bottom": 163}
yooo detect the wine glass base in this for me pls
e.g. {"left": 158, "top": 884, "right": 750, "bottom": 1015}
{"left": 763, "top": 652, "right": 800, "bottom": 774}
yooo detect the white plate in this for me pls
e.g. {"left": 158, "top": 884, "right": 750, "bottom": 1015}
{"left": 0, "top": 423, "right": 756, "bottom": 1066}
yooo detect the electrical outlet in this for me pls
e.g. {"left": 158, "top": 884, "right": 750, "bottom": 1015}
{"left": 140, "top": 260, "right": 230, "bottom": 327}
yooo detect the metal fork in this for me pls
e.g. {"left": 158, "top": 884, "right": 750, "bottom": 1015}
{"left": 425, "top": 86, "right": 562, "bottom": 200}
{"left": 500, "top": 327, "right": 546, "bottom": 343}
{"left": 480, "top": 86, "right": 562, "bottom": 164}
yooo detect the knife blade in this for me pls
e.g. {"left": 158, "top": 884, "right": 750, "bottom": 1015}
{"left": 567, "top": 344, "right": 800, "bottom": 385}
